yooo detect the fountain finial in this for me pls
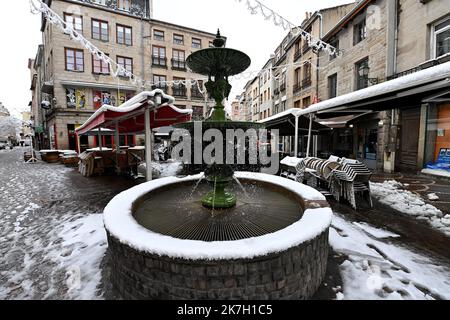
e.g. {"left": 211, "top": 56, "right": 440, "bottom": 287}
{"left": 213, "top": 29, "right": 226, "bottom": 48}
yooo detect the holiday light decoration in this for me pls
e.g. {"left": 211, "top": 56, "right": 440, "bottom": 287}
{"left": 235, "top": 0, "right": 339, "bottom": 57}
{"left": 29, "top": 0, "right": 331, "bottom": 97}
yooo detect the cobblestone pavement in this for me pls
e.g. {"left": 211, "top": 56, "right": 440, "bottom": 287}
{"left": 1, "top": 148, "right": 449, "bottom": 300}
{"left": 0, "top": 148, "right": 137, "bottom": 299}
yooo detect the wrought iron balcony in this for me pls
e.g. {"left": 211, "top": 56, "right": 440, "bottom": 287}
{"left": 171, "top": 59, "right": 186, "bottom": 71}
{"left": 191, "top": 88, "right": 204, "bottom": 99}
{"left": 301, "top": 78, "right": 312, "bottom": 89}
{"left": 172, "top": 87, "right": 187, "bottom": 98}
{"left": 152, "top": 56, "right": 167, "bottom": 68}
{"left": 152, "top": 84, "right": 168, "bottom": 92}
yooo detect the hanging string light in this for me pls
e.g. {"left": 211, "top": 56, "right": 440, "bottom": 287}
{"left": 28, "top": 0, "right": 331, "bottom": 100}
{"left": 234, "top": 0, "right": 339, "bottom": 57}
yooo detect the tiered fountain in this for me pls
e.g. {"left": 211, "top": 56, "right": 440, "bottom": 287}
{"left": 104, "top": 31, "right": 332, "bottom": 300}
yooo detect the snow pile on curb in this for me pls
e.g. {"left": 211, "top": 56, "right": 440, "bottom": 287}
{"left": 138, "top": 160, "right": 183, "bottom": 178}
{"left": 330, "top": 214, "right": 450, "bottom": 300}
{"left": 370, "top": 180, "right": 450, "bottom": 236}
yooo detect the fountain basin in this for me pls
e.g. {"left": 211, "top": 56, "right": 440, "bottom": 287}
{"left": 104, "top": 172, "right": 332, "bottom": 300}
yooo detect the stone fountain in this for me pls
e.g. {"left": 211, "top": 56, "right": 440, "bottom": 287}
{"left": 104, "top": 31, "right": 332, "bottom": 300}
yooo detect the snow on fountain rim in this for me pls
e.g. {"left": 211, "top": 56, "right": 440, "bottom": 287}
{"left": 103, "top": 172, "right": 332, "bottom": 260}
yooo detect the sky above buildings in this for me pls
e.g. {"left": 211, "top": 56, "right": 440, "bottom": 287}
{"left": 0, "top": 0, "right": 353, "bottom": 119}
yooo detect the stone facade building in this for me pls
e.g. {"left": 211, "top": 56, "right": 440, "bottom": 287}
{"left": 0, "top": 102, "right": 10, "bottom": 117}
{"left": 33, "top": 0, "right": 216, "bottom": 150}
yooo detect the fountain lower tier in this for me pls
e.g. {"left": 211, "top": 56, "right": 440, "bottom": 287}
{"left": 104, "top": 172, "right": 332, "bottom": 300}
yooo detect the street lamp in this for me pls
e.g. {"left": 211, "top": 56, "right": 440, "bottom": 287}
{"left": 358, "top": 62, "right": 379, "bottom": 85}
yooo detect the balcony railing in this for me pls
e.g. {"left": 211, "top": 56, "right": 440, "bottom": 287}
{"left": 293, "top": 83, "right": 301, "bottom": 94}
{"left": 171, "top": 59, "right": 186, "bottom": 71}
{"left": 301, "top": 78, "right": 312, "bottom": 89}
{"left": 152, "top": 84, "right": 168, "bottom": 92}
{"left": 191, "top": 88, "right": 204, "bottom": 99}
{"left": 152, "top": 56, "right": 167, "bottom": 68}
{"left": 172, "top": 86, "right": 187, "bottom": 98}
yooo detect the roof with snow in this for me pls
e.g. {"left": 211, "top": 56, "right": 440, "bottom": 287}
{"left": 260, "top": 60, "right": 450, "bottom": 123}
{"left": 75, "top": 90, "right": 192, "bottom": 135}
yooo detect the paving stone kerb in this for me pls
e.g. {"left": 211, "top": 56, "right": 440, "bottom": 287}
{"left": 107, "top": 230, "right": 329, "bottom": 300}
{"left": 104, "top": 173, "right": 332, "bottom": 300}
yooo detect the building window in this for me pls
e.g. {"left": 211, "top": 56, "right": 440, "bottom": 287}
{"left": 65, "top": 48, "right": 84, "bottom": 72}
{"left": 118, "top": 0, "right": 131, "bottom": 12}
{"left": 192, "top": 38, "right": 202, "bottom": 49}
{"left": 173, "top": 34, "right": 184, "bottom": 45}
{"left": 117, "top": 24, "right": 132, "bottom": 46}
{"left": 64, "top": 13, "right": 82, "bottom": 32}
{"left": 152, "top": 46, "right": 166, "bottom": 67}
{"left": 117, "top": 56, "right": 133, "bottom": 76}
{"left": 293, "top": 67, "right": 301, "bottom": 93}
{"left": 172, "top": 49, "right": 186, "bottom": 70}
{"left": 294, "top": 100, "right": 301, "bottom": 109}
{"left": 353, "top": 18, "right": 367, "bottom": 45}
{"left": 172, "top": 77, "right": 187, "bottom": 97}
{"left": 433, "top": 16, "right": 450, "bottom": 58}
{"left": 302, "top": 62, "right": 312, "bottom": 89}
{"left": 355, "top": 58, "right": 369, "bottom": 90}
{"left": 92, "top": 54, "right": 110, "bottom": 74}
{"left": 302, "top": 96, "right": 311, "bottom": 108}
{"left": 152, "top": 74, "right": 167, "bottom": 91}
{"left": 92, "top": 19, "right": 108, "bottom": 42}
{"left": 330, "top": 38, "right": 339, "bottom": 60}
{"left": 153, "top": 29, "right": 164, "bottom": 41}
{"left": 328, "top": 73, "right": 337, "bottom": 98}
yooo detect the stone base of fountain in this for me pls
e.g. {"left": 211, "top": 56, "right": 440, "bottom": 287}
{"left": 104, "top": 172, "right": 332, "bottom": 300}
{"left": 107, "top": 229, "right": 329, "bottom": 300}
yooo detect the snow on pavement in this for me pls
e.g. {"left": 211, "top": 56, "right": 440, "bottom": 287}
{"left": 330, "top": 214, "right": 450, "bottom": 300}
{"left": 370, "top": 180, "right": 450, "bottom": 236}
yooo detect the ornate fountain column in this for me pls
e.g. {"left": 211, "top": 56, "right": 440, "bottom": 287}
{"left": 186, "top": 30, "right": 251, "bottom": 209}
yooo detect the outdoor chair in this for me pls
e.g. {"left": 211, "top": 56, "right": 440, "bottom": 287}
{"left": 329, "top": 161, "right": 373, "bottom": 210}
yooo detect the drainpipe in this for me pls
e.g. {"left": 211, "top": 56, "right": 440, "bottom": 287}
{"left": 316, "top": 12, "right": 323, "bottom": 101}
{"left": 294, "top": 115, "right": 299, "bottom": 157}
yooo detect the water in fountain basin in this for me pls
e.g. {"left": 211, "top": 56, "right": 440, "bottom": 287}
{"left": 133, "top": 180, "right": 304, "bottom": 242}
{"left": 189, "top": 173, "right": 205, "bottom": 199}
{"left": 233, "top": 176, "right": 249, "bottom": 199}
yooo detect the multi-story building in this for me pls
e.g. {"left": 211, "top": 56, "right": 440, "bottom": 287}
{"left": 249, "top": 77, "right": 260, "bottom": 122}
{"left": 390, "top": 0, "right": 450, "bottom": 173}
{"left": 149, "top": 19, "right": 217, "bottom": 121}
{"left": 231, "top": 98, "right": 240, "bottom": 120}
{"left": 315, "top": 0, "right": 450, "bottom": 173}
{"left": 33, "top": 0, "right": 216, "bottom": 150}
{"left": 0, "top": 102, "right": 10, "bottom": 117}
{"left": 258, "top": 58, "right": 273, "bottom": 120}
{"left": 316, "top": 0, "right": 389, "bottom": 169}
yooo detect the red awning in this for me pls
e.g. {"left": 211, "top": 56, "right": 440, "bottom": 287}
{"left": 76, "top": 90, "right": 192, "bottom": 135}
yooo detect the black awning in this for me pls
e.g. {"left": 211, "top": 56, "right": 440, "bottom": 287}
{"left": 264, "top": 112, "right": 331, "bottom": 136}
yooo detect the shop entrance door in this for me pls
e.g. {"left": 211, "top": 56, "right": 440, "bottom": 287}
{"left": 398, "top": 107, "right": 420, "bottom": 171}
{"left": 67, "top": 124, "right": 77, "bottom": 151}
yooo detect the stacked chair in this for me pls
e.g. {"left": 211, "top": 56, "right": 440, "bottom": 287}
{"left": 295, "top": 156, "right": 373, "bottom": 209}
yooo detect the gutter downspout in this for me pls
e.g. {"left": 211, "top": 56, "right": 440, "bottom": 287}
{"left": 316, "top": 12, "right": 323, "bottom": 102}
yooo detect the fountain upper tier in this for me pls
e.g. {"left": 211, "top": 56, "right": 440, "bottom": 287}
{"left": 186, "top": 31, "right": 251, "bottom": 77}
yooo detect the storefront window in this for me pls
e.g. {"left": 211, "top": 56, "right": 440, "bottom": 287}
{"left": 424, "top": 103, "right": 450, "bottom": 171}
